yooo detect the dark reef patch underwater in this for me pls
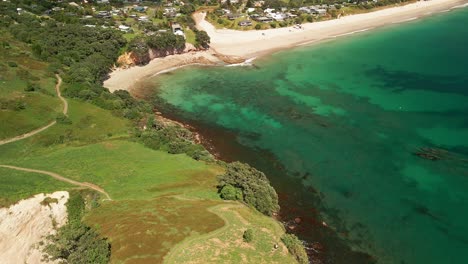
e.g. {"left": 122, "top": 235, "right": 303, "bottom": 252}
{"left": 146, "top": 7, "right": 468, "bottom": 264}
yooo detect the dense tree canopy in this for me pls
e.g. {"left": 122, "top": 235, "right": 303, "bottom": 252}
{"left": 218, "top": 162, "right": 279, "bottom": 216}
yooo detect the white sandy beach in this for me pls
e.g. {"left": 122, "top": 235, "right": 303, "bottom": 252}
{"left": 195, "top": 0, "right": 468, "bottom": 57}
{"left": 104, "top": 0, "right": 467, "bottom": 92}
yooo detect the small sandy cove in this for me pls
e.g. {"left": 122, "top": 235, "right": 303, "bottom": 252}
{"left": 0, "top": 191, "right": 69, "bottom": 264}
{"left": 104, "top": 0, "right": 467, "bottom": 92}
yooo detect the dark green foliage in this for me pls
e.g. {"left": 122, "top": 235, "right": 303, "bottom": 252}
{"left": 180, "top": 4, "right": 195, "bottom": 15}
{"left": 195, "top": 30, "right": 210, "bottom": 49}
{"left": 220, "top": 184, "right": 243, "bottom": 200}
{"left": 25, "top": 82, "right": 40, "bottom": 92}
{"left": 1, "top": 99, "right": 27, "bottom": 111}
{"left": 139, "top": 125, "right": 212, "bottom": 161}
{"left": 45, "top": 192, "right": 110, "bottom": 264}
{"left": 7, "top": 61, "right": 17, "bottom": 67}
{"left": 243, "top": 229, "right": 254, "bottom": 243}
{"left": 146, "top": 32, "right": 185, "bottom": 57}
{"left": 128, "top": 36, "right": 150, "bottom": 65}
{"left": 40, "top": 197, "right": 59, "bottom": 207}
{"left": 255, "top": 24, "right": 261, "bottom": 30}
{"left": 281, "top": 234, "right": 309, "bottom": 264}
{"left": 6, "top": 13, "right": 125, "bottom": 87}
{"left": 218, "top": 162, "right": 279, "bottom": 216}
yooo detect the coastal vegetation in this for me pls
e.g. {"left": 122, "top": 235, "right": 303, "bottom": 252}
{"left": 281, "top": 234, "right": 309, "bottom": 264}
{"left": 0, "top": 1, "right": 306, "bottom": 263}
{"left": 218, "top": 162, "right": 280, "bottom": 216}
{"left": 44, "top": 191, "right": 111, "bottom": 264}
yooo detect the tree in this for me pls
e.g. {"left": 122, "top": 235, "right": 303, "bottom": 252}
{"left": 195, "top": 30, "right": 210, "bottom": 49}
{"left": 243, "top": 229, "right": 253, "bottom": 243}
{"left": 220, "top": 184, "right": 243, "bottom": 200}
{"left": 129, "top": 36, "right": 150, "bottom": 65}
{"left": 218, "top": 162, "right": 279, "bottom": 216}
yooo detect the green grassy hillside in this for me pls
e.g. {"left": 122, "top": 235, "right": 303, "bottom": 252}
{"left": 0, "top": 22, "right": 297, "bottom": 264}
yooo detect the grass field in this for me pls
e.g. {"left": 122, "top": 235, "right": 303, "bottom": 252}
{"left": 164, "top": 202, "right": 296, "bottom": 264}
{"left": 0, "top": 33, "right": 63, "bottom": 139}
{"left": 0, "top": 167, "right": 73, "bottom": 207}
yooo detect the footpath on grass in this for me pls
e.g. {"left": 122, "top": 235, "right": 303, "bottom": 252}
{"left": 0, "top": 74, "right": 66, "bottom": 146}
{"left": 0, "top": 165, "right": 112, "bottom": 201}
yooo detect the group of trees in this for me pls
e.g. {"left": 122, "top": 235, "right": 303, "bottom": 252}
{"left": 217, "top": 162, "right": 280, "bottom": 216}
{"left": 44, "top": 191, "right": 110, "bottom": 264}
{"left": 5, "top": 11, "right": 126, "bottom": 86}
{"left": 137, "top": 117, "right": 212, "bottom": 161}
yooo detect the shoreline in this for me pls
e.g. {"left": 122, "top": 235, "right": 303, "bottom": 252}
{"left": 103, "top": 0, "right": 467, "bottom": 92}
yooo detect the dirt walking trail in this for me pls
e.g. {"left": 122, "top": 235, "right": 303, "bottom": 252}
{"left": 0, "top": 165, "right": 112, "bottom": 201}
{"left": 0, "top": 74, "right": 66, "bottom": 146}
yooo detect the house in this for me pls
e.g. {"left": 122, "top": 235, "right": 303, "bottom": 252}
{"left": 227, "top": 13, "right": 240, "bottom": 20}
{"left": 118, "top": 25, "right": 131, "bottom": 32}
{"left": 133, "top": 6, "right": 146, "bottom": 12}
{"left": 316, "top": 8, "right": 327, "bottom": 15}
{"left": 171, "top": 23, "right": 182, "bottom": 33}
{"left": 174, "top": 30, "right": 185, "bottom": 39}
{"left": 254, "top": 1, "right": 264, "bottom": 7}
{"left": 138, "top": 16, "right": 149, "bottom": 22}
{"left": 238, "top": 20, "right": 252, "bottom": 27}
{"left": 247, "top": 8, "right": 256, "bottom": 13}
{"left": 264, "top": 8, "right": 275, "bottom": 14}
{"left": 271, "top": 12, "right": 287, "bottom": 21}
{"left": 254, "top": 16, "right": 272, "bottom": 23}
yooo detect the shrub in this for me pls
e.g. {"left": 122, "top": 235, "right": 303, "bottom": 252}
{"left": 255, "top": 24, "right": 261, "bottom": 30}
{"left": 243, "top": 229, "right": 253, "bottom": 243}
{"left": 217, "top": 162, "right": 279, "bottom": 216}
{"left": 14, "top": 101, "right": 26, "bottom": 111}
{"left": 56, "top": 113, "right": 72, "bottom": 124}
{"left": 281, "top": 234, "right": 309, "bottom": 264}
{"left": 8, "top": 61, "right": 17, "bottom": 67}
{"left": 40, "top": 197, "right": 59, "bottom": 207}
{"left": 25, "top": 82, "right": 40, "bottom": 92}
{"left": 220, "top": 184, "right": 243, "bottom": 200}
{"left": 270, "top": 22, "right": 277, "bottom": 28}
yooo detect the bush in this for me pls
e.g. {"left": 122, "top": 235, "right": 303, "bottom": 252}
{"left": 255, "top": 24, "right": 261, "bottom": 30}
{"left": 25, "top": 82, "right": 40, "bottom": 92}
{"left": 217, "top": 162, "right": 279, "bottom": 216}
{"left": 243, "top": 229, "right": 253, "bottom": 243}
{"left": 56, "top": 113, "right": 72, "bottom": 124}
{"left": 220, "top": 184, "right": 243, "bottom": 200}
{"left": 281, "top": 234, "right": 309, "bottom": 264}
{"left": 7, "top": 61, "right": 17, "bottom": 67}
{"left": 270, "top": 22, "right": 277, "bottom": 28}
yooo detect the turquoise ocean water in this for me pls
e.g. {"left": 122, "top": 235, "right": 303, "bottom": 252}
{"left": 150, "top": 8, "right": 468, "bottom": 264}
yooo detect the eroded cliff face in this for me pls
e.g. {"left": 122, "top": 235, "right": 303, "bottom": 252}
{"left": 0, "top": 191, "right": 69, "bottom": 264}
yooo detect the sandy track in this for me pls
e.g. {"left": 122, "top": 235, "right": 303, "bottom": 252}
{"left": 0, "top": 165, "right": 112, "bottom": 200}
{"left": 0, "top": 74, "right": 66, "bottom": 146}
